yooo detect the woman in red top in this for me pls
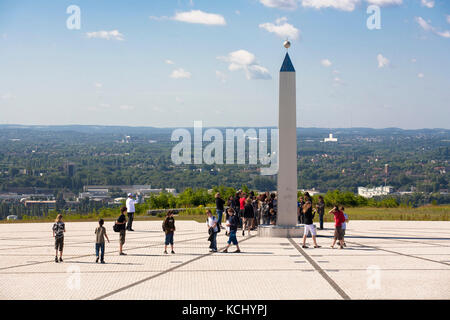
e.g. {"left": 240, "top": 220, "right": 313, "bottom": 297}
{"left": 329, "top": 206, "right": 345, "bottom": 249}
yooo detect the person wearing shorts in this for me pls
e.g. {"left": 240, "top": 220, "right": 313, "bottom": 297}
{"left": 329, "top": 206, "right": 345, "bottom": 249}
{"left": 117, "top": 206, "right": 127, "bottom": 255}
{"left": 162, "top": 210, "right": 176, "bottom": 254}
{"left": 223, "top": 208, "right": 241, "bottom": 253}
{"left": 301, "top": 201, "right": 320, "bottom": 249}
{"left": 52, "top": 214, "right": 65, "bottom": 263}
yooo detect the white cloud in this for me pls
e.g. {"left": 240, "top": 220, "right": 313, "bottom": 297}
{"left": 1, "top": 93, "right": 14, "bottom": 100}
{"left": 321, "top": 59, "right": 332, "bottom": 67}
{"left": 415, "top": 16, "right": 450, "bottom": 38}
{"left": 365, "top": 0, "right": 402, "bottom": 6}
{"left": 170, "top": 68, "right": 192, "bottom": 79}
{"left": 435, "top": 30, "right": 450, "bottom": 38}
{"left": 217, "top": 50, "right": 271, "bottom": 80}
{"left": 377, "top": 54, "right": 390, "bottom": 68}
{"left": 173, "top": 10, "right": 226, "bottom": 25}
{"left": 301, "top": 0, "right": 360, "bottom": 12}
{"left": 417, "top": 73, "right": 425, "bottom": 78}
{"left": 94, "top": 82, "right": 103, "bottom": 88}
{"left": 259, "top": 0, "right": 298, "bottom": 10}
{"left": 421, "top": 0, "right": 434, "bottom": 8}
{"left": 333, "top": 77, "right": 343, "bottom": 86}
{"left": 175, "top": 97, "right": 184, "bottom": 104}
{"left": 259, "top": 17, "right": 300, "bottom": 40}
{"left": 165, "top": 59, "right": 175, "bottom": 65}
{"left": 86, "top": 30, "right": 124, "bottom": 41}
{"left": 415, "top": 16, "right": 433, "bottom": 31}
{"left": 119, "top": 105, "right": 135, "bottom": 111}
{"left": 215, "top": 70, "right": 227, "bottom": 83}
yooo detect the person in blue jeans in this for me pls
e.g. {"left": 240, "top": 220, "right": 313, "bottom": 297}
{"left": 215, "top": 192, "right": 225, "bottom": 227}
{"left": 223, "top": 208, "right": 241, "bottom": 253}
{"left": 206, "top": 209, "right": 218, "bottom": 252}
{"left": 94, "top": 219, "right": 110, "bottom": 263}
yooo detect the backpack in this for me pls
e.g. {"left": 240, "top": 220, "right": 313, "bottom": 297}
{"left": 113, "top": 223, "right": 120, "bottom": 233}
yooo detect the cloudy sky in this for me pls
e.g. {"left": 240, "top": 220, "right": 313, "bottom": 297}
{"left": 0, "top": 0, "right": 449, "bottom": 129}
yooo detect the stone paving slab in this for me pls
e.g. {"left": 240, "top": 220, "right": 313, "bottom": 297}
{"left": 0, "top": 220, "right": 449, "bottom": 300}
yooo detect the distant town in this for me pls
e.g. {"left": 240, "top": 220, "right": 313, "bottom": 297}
{"left": 0, "top": 125, "right": 448, "bottom": 219}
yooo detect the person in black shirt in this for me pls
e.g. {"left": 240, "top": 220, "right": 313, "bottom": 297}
{"left": 116, "top": 206, "right": 127, "bottom": 255}
{"left": 242, "top": 198, "right": 254, "bottom": 236}
{"left": 316, "top": 195, "right": 325, "bottom": 230}
{"left": 301, "top": 201, "right": 321, "bottom": 249}
{"left": 223, "top": 208, "right": 241, "bottom": 253}
{"left": 215, "top": 193, "right": 225, "bottom": 227}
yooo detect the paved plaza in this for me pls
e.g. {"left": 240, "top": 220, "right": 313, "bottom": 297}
{"left": 0, "top": 220, "right": 449, "bottom": 300}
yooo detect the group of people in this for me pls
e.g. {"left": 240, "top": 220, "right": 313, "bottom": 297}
{"left": 51, "top": 191, "right": 350, "bottom": 263}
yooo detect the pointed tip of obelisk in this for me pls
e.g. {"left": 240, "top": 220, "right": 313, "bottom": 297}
{"left": 280, "top": 52, "right": 295, "bottom": 72}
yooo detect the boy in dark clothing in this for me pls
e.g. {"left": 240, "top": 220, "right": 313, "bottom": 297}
{"left": 52, "top": 214, "right": 65, "bottom": 263}
{"left": 162, "top": 210, "right": 176, "bottom": 254}
{"left": 116, "top": 206, "right": 127, "bottom": 255}
{"left": 223, "top": 208, "right": 241, "bottom": 253}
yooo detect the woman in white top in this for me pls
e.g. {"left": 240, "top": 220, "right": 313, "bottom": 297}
{"left": 340, "top": 206, "right": 349, "bottom": 247}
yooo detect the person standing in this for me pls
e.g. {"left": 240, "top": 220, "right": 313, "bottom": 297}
{"left": 95, "top": 219, "right": 110, "bottom": 263}
{"left": 223, "top": 208, "right": 241, "bottom": 253}
{"left": 215, "top": 193, "right": 225, "bottom": 227}
{"left": 329, "top": 206, "right": 345, "bottom": 249}
{"left": 340, "top": 206, "right": 349, "bottom": 247}
{"left": 162, "top": 210, "right": 176, "bottom": 254}
{"left": 126, "top": 193, "right": 138, "bottom": 231}
{"left": 116, "top": 206, "right": 127, "bottom": 255}
{"left": 301, "top": 201, "right": 321, "bottom": 248}
{"left": 297, "top": 196, "right": 305, "bottom": 224}
{"left": 316, "top": 196, "right": 325, "bottom": 230}
{"left": 242, "top": 198, "right": 254, "bottom": 236}
{"left": 206, "top": 209, "right": 218, "bottom": 252}
{"left": 52, "top": 214, "right": 65, "bottom": 263}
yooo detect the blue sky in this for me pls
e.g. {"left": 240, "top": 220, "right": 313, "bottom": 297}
{"left": 0, "top": 0, "right": 449, "bottom": 129}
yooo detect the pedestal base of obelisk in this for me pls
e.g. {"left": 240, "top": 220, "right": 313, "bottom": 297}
{"left": 258, "top": 224, "right": 305, "bottom": 238}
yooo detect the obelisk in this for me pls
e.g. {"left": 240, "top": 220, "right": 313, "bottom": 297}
{"left": 277, "top": 41, "right": 298, "bottom": 227}
{"left": 258, "top": 41, "right": 302, "bottom": 237}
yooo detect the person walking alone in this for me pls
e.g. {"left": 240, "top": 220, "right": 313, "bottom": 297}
{"left": 162, "top": 210, "right": 176, "bottom": 254}
{"left": 126, "top": 193, "right": 138, "bottom": 231}
{"left": 116, "top": 206, "right": 127, "bottom": 255}
{"left": 52, "top": 214, "right": 65, "bottom": 263}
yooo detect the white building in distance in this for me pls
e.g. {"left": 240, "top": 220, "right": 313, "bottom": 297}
{"left": 358, "top": 186, "right": 394, "bottom": 198}
{"left": 324, "top": 133, "right": 338, "bottom": 142}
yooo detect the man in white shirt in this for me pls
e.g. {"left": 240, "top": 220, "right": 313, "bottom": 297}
{"left": 126, "top": 193, "right": 138, "bottom": 231}
{"left": 206, "top": 209, "right": 218, "bottom": 252}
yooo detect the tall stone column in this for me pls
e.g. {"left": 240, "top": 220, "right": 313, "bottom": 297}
{"left": 277, "top": 49, "right": 298, "bottom": 227}
{"left": 259, "top": 42, "right": 303, "bottom": 237}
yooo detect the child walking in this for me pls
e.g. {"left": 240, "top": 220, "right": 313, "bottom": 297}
{"left": 52, "top": 214, "right": 65, "bottom": 263}
{"left": 95, "top": 219, "right": 110, "bottom": 263}
{"left": 223, "top": 208, "right": 241, "bottom": 253}
{"left": 162, "top": 210, "right": 176, "bottom": 254}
